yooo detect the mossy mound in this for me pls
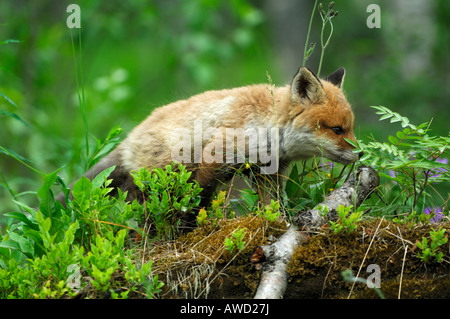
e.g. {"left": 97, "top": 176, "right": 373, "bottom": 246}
{"left": 286, "top": 218, "right": 450, "bottom": 299}
{"left": 148, "top": 215, "right": 288, "bottom": 298}
{"left": 143, "top": 216, "right": 449, "bottom": 299}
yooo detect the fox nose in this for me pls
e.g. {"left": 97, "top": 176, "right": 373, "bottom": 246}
{"left": 358, "top": 151, "right": 364, "bottom": 159}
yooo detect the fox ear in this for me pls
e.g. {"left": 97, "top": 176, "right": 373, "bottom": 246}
{"left": 291, "top": 67, "right": 326, "bottom": 104}
{"left": 324, "top": 67, "right": 346, "bottom": 88}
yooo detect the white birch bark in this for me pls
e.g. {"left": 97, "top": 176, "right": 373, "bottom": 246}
{"left": 254, "top": 166, "right": 380, "bottom": 299}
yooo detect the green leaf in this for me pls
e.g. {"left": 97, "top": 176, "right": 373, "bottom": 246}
{"left": 390, "top": 116, "right": 401, "bottom": 123}
{"left": 240, "top": 189, "right": 258, "bottom": 208}
{"left": 91, "top": 165, "right": 116, "bottom": 189}
{"left": 0, "top": 91, "right": 17, "bottom": 108}
{"left": 0, "top": 110, "right": 29, "bottom": 126}
{"left": 64, "top": 221, "right": 79, "bottom": 245}
{"left": 305, "top": 42, "right": 316, "bottom": 59}
{"left": 0, "top": 240, "right": 20, "bottom": 250}
{"left": 0, "top": 39, "right": 22, "bottom": 45}
{"left": 37, "top": 170, "right": 60, "bottom": 217}
{"left": 17, "top": 237, "right": 34, "bottom": 258}
{"left": 72, "top": 176, "right": 93, "bottom": 198}
{"left": 345, "top": 138, "right": 359, "bottom": 148}
{"left": 379, "top": 113, "right": 392, "bottom": 121}
{"left": 0, "top": 146, "right": 32, "bottom": 163}
{"left": 285, "top": 164, "right": 300, "bottom": 198}
{"left": 396, "top": 131, "right": 405, "bottom": 139}
{"left": 36, "top": 211, "right": 51, "bottom": 234}
{"left": 11, "top": 200, "right": 36, "bottom": 215}
{"left": 105, "top": 124, "right": 123, "bottom": 140}
{"left": 400, "top": 117, "right": 409, "bottom": 127}
{"left": 4, "top": 211, "right": 35, "bottom": 228}
{"left": 388, "top": 135, "right": 398, "bottom": 145}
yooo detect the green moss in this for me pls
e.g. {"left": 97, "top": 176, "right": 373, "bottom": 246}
{"left": 286, "top": 218, "right": 450, "bottom": 299}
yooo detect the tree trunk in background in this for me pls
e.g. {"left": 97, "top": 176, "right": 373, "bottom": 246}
{"left": 385, "top": 0, "right": 436, "bottom": 79}
{"left": 263, "top": 0, "right": 314, "bottom": 78}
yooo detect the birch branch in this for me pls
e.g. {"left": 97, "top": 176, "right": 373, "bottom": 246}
{"left": 252, "top": 165, "right": 380, "bottom": 299}
{"left": 296, "top": 165, "right": 380, "bottom": 228}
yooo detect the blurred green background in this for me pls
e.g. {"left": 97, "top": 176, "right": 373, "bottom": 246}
{"left": 1, "top": 0, "right": 449, "bottom": 214}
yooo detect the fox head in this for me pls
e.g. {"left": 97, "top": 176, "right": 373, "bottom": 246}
{"left": 280, "top": 66, "right": 360, "bottom": 165}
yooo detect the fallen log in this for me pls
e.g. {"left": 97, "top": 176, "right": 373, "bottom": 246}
{"left": 253, "top": 165, "right": 380, "bottom": 299}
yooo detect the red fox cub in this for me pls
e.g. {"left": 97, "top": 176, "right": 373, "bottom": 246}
{"left": 60, "top": 66, "right": 361, "bottom": 212}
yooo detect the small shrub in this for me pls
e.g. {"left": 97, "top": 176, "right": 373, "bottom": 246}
{"left": 224, "top": 227, "right": 247, "bottom": 253}
{"left": 329, "top": 205, "right": 363, "bottom": 235}
{"left": 196, "top": 191, "right": 236, "bottom": 226}
{"left": 130, "top": 163, "right": 202, "bottom": 239}
{"left": 259, "top": 199, "right": 281, "bottom": 222}
{"left": 416, "top": 227, "right": 448, "bottom": 263}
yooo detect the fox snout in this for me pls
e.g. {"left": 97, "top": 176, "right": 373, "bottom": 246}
{"left": 327, "top": 146, "right": 363, "bottom": 165}
{"left": 323, "top": 148, "right": 357, "bottom": 165}
{"left": 320, "top": 133, "right": 362, "bottom": 165}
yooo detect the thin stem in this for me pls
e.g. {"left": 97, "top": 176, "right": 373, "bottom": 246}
{"left": 413, "top": 170, "right": 430, "bottom": 210}
{"left": 317, "top": 16, "right": 334, "bottom": 77}
{"left": 78, "top": 31, "right": 88, "bottom": 158}
{"left": 303, "top": 0, "right": 319, "bottom": 66}
{"left": 70, "top": 28, "right": 89, "bottom": 167}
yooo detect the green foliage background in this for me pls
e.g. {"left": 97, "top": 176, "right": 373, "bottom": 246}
{"left": 1, "top": 0, "right": 449, "bottom": 216}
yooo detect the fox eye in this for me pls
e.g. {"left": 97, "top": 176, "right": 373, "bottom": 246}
{"left": 331, "top": 127, "right": 344, "bottom": 135}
